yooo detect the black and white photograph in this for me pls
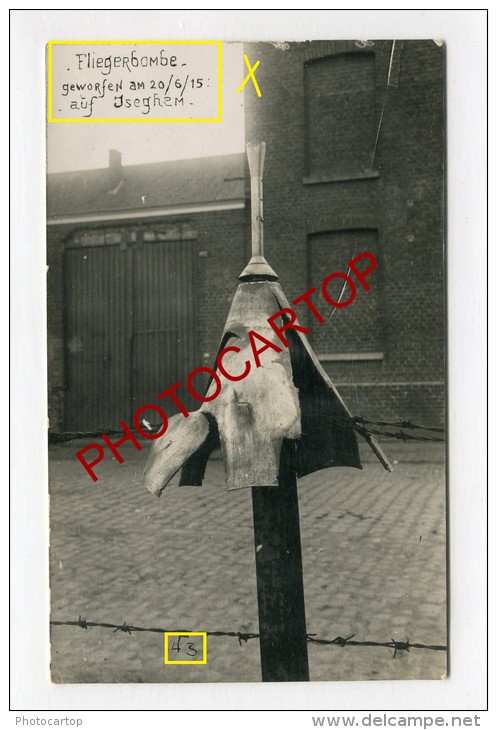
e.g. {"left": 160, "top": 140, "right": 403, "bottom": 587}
{"left": 46, "top": 38, "right": 447, "bottom": 684}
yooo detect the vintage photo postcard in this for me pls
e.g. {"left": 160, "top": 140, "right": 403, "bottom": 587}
{"left": 46, "top": 38, "right": 447, "bottom": 684}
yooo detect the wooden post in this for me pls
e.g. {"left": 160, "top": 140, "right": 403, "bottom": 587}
{"left": 245, "top": 142, "right": 310, "bottom": 681}
{"left": 144, "top": 141, "right": 391, "bottom": 680}
{"left": 252, "top": 441, "right": 310, "bottom": 682}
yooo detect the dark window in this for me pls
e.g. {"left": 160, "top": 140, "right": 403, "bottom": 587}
{"left": 309, "top": 229, "right": 382, "bottom": 356}
{"left": 305, "top": 53, "right": 376, "bottom": 180}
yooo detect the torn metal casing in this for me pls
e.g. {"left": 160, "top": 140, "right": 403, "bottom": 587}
{"left": 142, "top": 279, "right": 391, "bottom": 497}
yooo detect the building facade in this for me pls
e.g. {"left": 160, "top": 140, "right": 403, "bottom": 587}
{"left": 243, "top": 40, "right": 445, "bottom": 424}
{"left": 47, "top": 40, "right": 445, "bottom": 432}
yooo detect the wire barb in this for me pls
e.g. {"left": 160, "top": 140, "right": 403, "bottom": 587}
{"left": 76, "top": 615, "right": 88, "bottom": 630}
{"left": 113, "top": 621, "right": 134, "bottom": 635}
{"left": 391, "top": 639, "right": 410, "bottom": 657}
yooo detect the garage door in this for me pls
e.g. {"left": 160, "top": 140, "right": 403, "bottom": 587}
{"left": 64, "top": 227, "right": 197, "bottom": 430}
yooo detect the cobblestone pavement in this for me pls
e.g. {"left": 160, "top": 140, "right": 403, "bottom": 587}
{"left": 49, "top": 439, "right": 446, "bottom": 684}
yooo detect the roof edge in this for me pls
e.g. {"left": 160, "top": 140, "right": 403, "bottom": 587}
{"left": 47, "top": 198, "right": 246, "bottom": 226}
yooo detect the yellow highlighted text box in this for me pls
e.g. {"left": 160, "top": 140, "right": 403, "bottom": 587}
{"left": 164, "top": 632, "right": 207, "bottom": 665}
{"left": 47, "top": 41, "right": 222, "bottom": 123}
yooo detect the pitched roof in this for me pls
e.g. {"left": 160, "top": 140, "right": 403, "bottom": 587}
{"left": 47, "top": 152, "right": 246, "bottom": 219}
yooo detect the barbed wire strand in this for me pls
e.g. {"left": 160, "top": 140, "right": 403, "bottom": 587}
{"left": 48, "top": 416, "right": 445, "bottom": 446}
{"left": 50, "top": 617, "right": 445, "bottom": 655}
{"left": 352, "top": 425, "right": 445, "bottom": 444}
{"left": 352, "top": 417, "right": 445, "bottom": 434}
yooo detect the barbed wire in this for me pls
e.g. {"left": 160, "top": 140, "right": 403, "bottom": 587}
{"left": 351, "top": 424, "right": 445, "bottom": 444}
{"left": 305, "top": 634, "right": 446, "bottom": 656}
{"left": 50, "top": 617, "right": 445, "bottom": 656}
{"left": 48, "top": 425, "right": 163, "bottom": 444}
{"left": 50, "top": 617, "right": 258, "bottom": 645}
{"left": 48, "top": 416, "right": 445, "bottom": 446}
{"left": 352, "top": 417, "right": 444, "bottom": 434}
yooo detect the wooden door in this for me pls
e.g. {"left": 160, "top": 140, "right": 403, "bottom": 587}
{"left": 64, "top": 231, "right": 196, "bottom": 430}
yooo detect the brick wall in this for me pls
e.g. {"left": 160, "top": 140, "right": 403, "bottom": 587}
{"left": 193, "top": 208, "right": 250, "bottom": 367}
{"left": 244, "top": 40, "right": 445, "bottom": 425}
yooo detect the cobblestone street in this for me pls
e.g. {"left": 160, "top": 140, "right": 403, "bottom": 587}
{"left": 49, "top": 439, "right": 446, "bottom": 684}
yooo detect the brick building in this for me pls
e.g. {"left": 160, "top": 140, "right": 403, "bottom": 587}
{"left": 243, "top": 39, "right": 445, "bottom": 425}
{"left": 47, "top": 39, "right": 445, "bottom": 432}
{"left": 47, "top": 152, "right": 248, "bottom": 431}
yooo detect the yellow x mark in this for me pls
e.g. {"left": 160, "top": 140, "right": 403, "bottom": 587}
{"left": 237, "top": 54, "right": 261, "bottom": 97}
